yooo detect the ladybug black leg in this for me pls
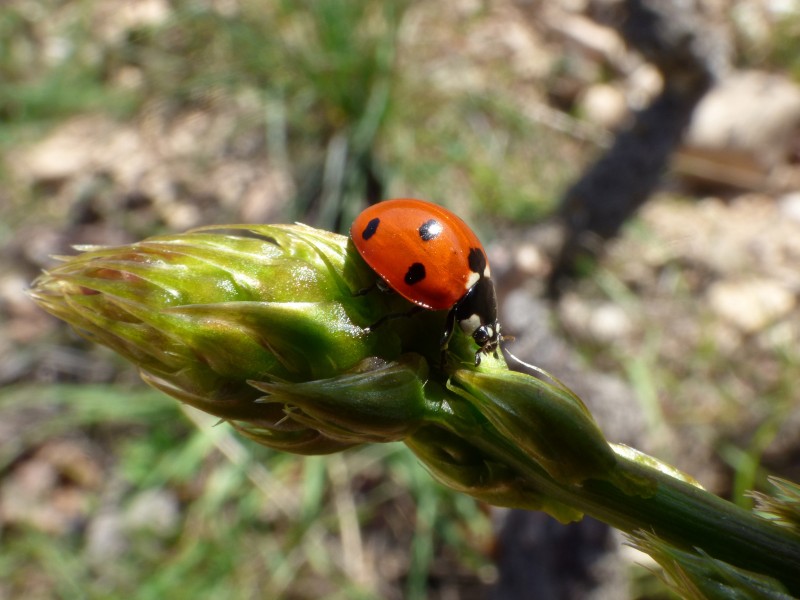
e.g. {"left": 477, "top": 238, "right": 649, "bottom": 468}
{"left": 355, "top": 278, "right": 392, "bottom": 297}
{"left": 353, "top": 284, "right": 376, "bottom": 296}
{"left": 438, "top": 308, "right": 457, "bottom": 365}
{"left": 439, "top": 307, "right": 457, "bottom": 350}
{"left": 366, "top": 305, "right": 424, "bottom": 333}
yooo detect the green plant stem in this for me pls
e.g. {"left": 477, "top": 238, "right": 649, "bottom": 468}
{"left": 472, "top": 431, "right": 800, "bottom": 594}
{"left": 582, "top": 458, "right": 800, "bottom": 591}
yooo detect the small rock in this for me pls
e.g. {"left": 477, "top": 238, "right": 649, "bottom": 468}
{"left": 0, "top": 456, "right": 85, "bottom": 534}
{"left": 38, "top": 439, "right": 104, "bottom": 489}
{"left": 558, "top": 295, "right": 634, "bottom": 344}
{"left": 514, "top": 243, "right": 550, "bottom": 277}
{"left": 577, "top": 83, "right": 628, "bottom": 130}
{"left": 94, "top": 0, "right": 171, "bottom": 44}
{"left": 778, "top": 192, "right": 800, "bottom": 222}
{"left": 686, "top": 71, "right": 800, "bottom": 169}
{"left": 588, "top": 303, "right": 634, "bottom": 343}
{"left": 707, "top": 278, "right": 796, "bottom": 333}
{"left": 124, "top": 488, "right": 181, "bottom": 536}
{"left": 86, "top": 512, "right": 128, "bottom": 562}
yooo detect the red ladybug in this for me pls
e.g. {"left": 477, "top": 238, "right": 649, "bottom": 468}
{"left": 350, "top": 198, "right": 502, "bottom": 365}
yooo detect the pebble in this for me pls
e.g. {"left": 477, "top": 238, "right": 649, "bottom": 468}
{"left": 707, "top": 278, "right": 796, "bottom": 333}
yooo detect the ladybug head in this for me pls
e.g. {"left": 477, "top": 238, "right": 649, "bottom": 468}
{"left": 451, "top": 276, "right": 502, "bottom": 365}
{"left": 470, "top": 320, "right": 502, "bottom": 365}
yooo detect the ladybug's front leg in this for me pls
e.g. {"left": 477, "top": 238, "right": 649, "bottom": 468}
{"left": 353, "top": 278, "right": 391, "bottom": 297}
{"left": 439, "top": 307, "right": 457, "bottom": 364}
{"left": 366, "top": 305, "right": 423, "bottom": 333}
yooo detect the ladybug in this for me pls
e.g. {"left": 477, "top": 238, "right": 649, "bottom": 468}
{"left": 350, "top": 198, "right": 502, "bottom": 365}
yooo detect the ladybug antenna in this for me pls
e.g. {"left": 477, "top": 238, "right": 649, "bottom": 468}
{"left": 502, "top": 348, "right": 575, "bottom": 396}
{"left": 502, "top": 347, "right": 540, "bottom": 373}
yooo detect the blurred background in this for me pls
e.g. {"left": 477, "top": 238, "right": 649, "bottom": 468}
{"left": 2, "top": 0, "right": 800, "bottom": 598}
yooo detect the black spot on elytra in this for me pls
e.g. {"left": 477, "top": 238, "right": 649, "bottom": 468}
{"left": 418, "top": 219, "right": 442, "bottom": 241}
{"left": 468, "top": 247, "right": 486, "bottom": 274}
{"left": 404, "top": 262, "right": 426, "bottom": 285}
{"left": 361, "top": 218, "right": 380, "bottom": 240}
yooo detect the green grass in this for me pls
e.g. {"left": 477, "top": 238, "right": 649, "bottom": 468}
{"left": 0, "top": 382, "right": 493, "bottom": 599}
{"left": 0, "top": 4, "right": 140, "bottom": 128}
{"left": 0, "top": 0, "right": 566, "bottom": 235}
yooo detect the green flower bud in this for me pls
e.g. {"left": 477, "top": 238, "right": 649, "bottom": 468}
{"left": 30, "top": 224, "right": 437, "bottom": 450}
{"left": 449, "top": 368, "right": 616, "bottom": 484}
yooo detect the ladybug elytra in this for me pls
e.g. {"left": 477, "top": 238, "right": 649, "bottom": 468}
{"left": 350, "top": 198, "right": 502, "bottom": 365}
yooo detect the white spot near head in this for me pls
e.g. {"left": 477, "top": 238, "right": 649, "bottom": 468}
{"left": 459, "top": 313, "right": 481, "bottom": 336}
{"left": 465, "top": 271, "right": 480, "bottom": 290}
{"left": 484, "top": 265, "right": 491, "bottom": 278}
